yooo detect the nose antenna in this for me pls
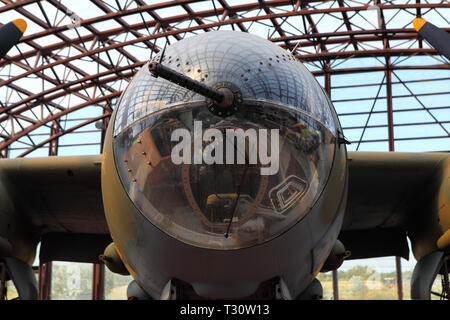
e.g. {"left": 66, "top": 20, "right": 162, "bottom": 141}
{"left": 158, "top": 41, "right": 167, "bottom": 63}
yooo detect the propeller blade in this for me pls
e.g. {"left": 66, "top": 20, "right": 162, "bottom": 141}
{"left": 0, "top": 19, "right": 27, "bottom": 60}
{"left": 413, "top": 18, "right": 450, "bottom": 60}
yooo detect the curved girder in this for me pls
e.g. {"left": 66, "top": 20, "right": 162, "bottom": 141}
{"left": 0, "top": 0, "right": 448, "bottom": 157}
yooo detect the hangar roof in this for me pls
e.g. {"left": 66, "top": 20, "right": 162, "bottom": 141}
{"left": 0, "top": 0, "right": 448, "bottom": 157}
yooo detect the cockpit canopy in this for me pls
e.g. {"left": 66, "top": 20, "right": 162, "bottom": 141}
{"left": 114, "top": 31, "right": 336, "bottom": 136}
{"left": 112, "top": 31, "right": 339, "bottom": 250}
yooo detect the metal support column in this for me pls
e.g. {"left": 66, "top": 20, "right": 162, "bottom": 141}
{"left": 325, "top": 70, "right": 340, "bottom": 301}
{"left": 99, "top": 103, "right": 111, "bottom": 154}
{"left": 386, "top": 60, "right": 404, "bottom": 300}
{"left": 396, "top": 257, "right": 403, "bottom": 300}
{"left": 324, "top": 67, "right": 331, "bottom": 98}
{"left": 38, "top": 262, "right": 52, "bottom": 300}
{"left": 49, "top": 120, "right": 60, "bottom": 156}
{"left": 92, "top": 263, "right": 105, "bottom": 300}
{"left": 0, "top": 262, "right": 7, "bottom": 300}
{"left": 332, "top": 270, "right": 339, "bottom": 300}
{"left": 385, "top": 64, "right": 395, "bottom": 152}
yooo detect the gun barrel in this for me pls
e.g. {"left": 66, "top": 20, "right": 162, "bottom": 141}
{"left": 149, "top": 61, "right": 224, "bottom": 103}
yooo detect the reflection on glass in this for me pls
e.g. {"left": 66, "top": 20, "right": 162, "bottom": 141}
{"left": 104, "top": 269, "right": 132, "bottom": 300}
{"left": 114, "top": 103, "right": 335, "bottom": 250}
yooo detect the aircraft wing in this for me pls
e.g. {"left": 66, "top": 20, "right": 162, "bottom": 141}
{"left": 340, "top": 151, "right": 449, "bottom": 262}
{"left": 3, "top": 152, "right": 448, "bottom": 264}
{"left": 0, "top": 155, "right": 110, "bottom": 265}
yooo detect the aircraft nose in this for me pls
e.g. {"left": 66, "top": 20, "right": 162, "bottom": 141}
{"left": 110, "top": 31, "right": 339, "bottom": 251}
{"left": 112, "top": 99, "right": 336, "bottom": 250}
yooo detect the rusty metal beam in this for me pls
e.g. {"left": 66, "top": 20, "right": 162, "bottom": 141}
{"left": 296, "top": 48, "right": 444, "bottom": 61}
{"left": 386, "top": 59, "right": 394, "bottom": 152}
{"left": 0, "top": 0, "right": 39, "bottom": 14}
{"left": 2, "top": 31, "right": 446, "bottom": 99}
{"left": 337, "top": 0, "right": 358, "bottom": 51}
{"left": 6, "top": 26, "right": 434, "bottom": 70}
{"left": 299, "top": 0, "right": 328, "bottom": 55}
{"left": 3, "top": 0, "right": 118, "bottom": 98}
{"left": 48, "top": 120, "right": 60, "bottom": 156}
{"left": 311, "top": 64, "right": 449, "bottom": 76}
{"left": 0, "top": 63, "right": 140, "bottom": 121}
{"left": 0, "top": 91, "right": 120, "bottom": 152}
{"left": 92, "top": 263, "right": 105, "bottom": 300}
{"left": 332, "top": 270, "right": 339, "bottom": 300}
{"left": 17, "top": 111, "right": 112, "bottom": 158}
{"left": 396, "top": 257, "right": 403, "bottom": 300}
{"left": 217, "top": 0, "right": 249, "bottom": 32}
{"left": 38, "top": 262, "right": 52, "bottom": 300}
{"left": 5, "top": 2, "right": 447, "bottom": 67}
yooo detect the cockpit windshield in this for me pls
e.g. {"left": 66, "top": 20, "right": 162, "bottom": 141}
{"left": 112, "top": 31, "right": 339, "bottom": 250}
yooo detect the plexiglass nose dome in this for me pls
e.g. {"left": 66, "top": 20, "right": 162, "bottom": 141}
{"left": 112, "top": 31, "right": 338, "bottom": 250}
